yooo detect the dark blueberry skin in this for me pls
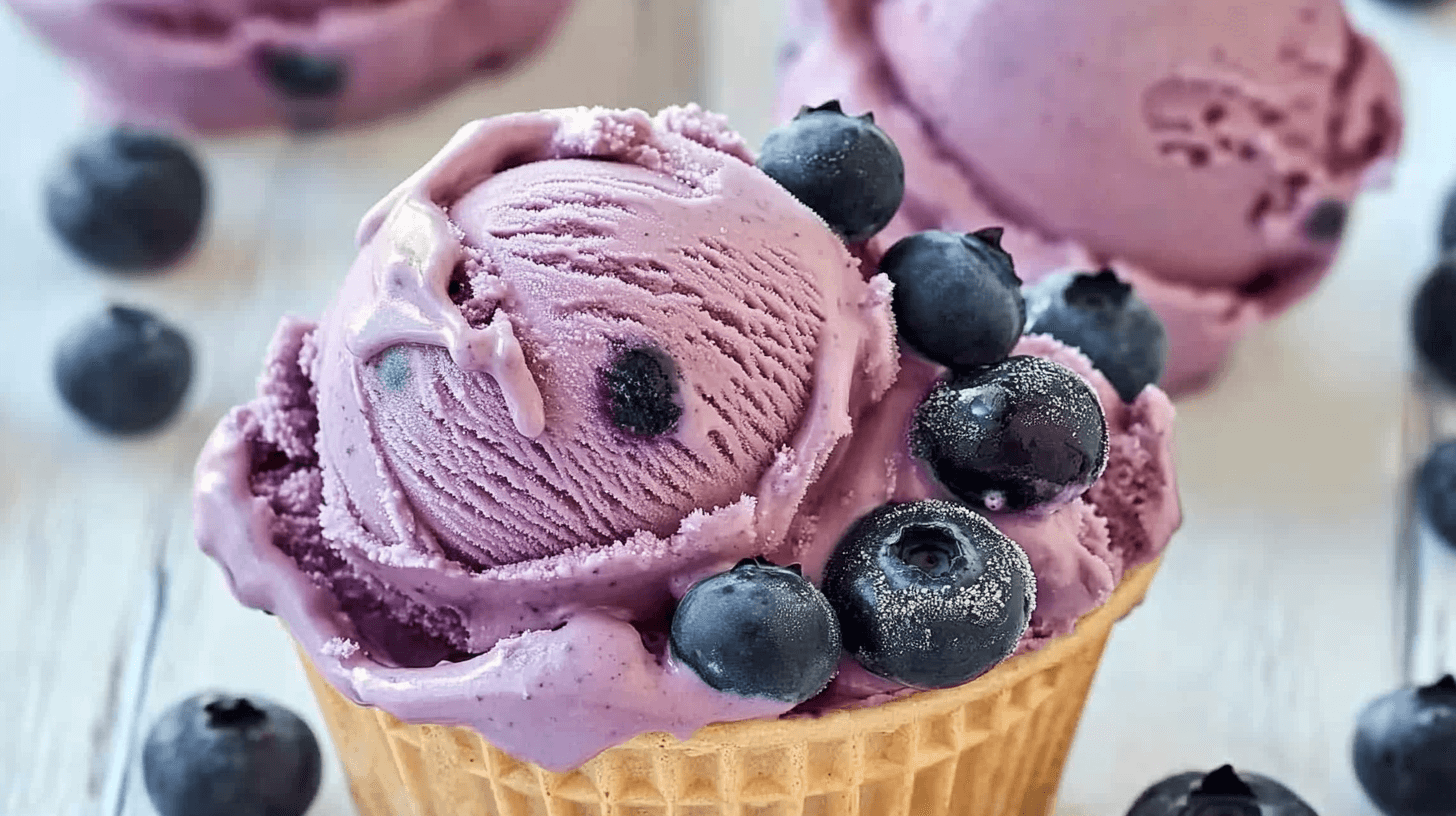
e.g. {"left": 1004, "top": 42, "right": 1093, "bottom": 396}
{"left": 913, "top": 356, "right": 1108, "bottom": 513}
{"left": 670, "top": 559, "right": 841, "bottom": 703}
{"left": 758, "top": 100, "right": 905, "bottom": 242}
{"left": 143, "top": 694, "right": 322, "bottom": 816}
{"left": 54, "top": 305, "right": 193, "bottom": 435}
{"left": 1126, "top": 765, "right": 1318, "bottom": 816}
{"left": 821, "top": 500, "right": 1035, "bottom": 689}
{"left": 882, "top": 228, "right": 1025, "bottom": 371}
{"left": 259, "top": 48, "right": 348, "bottom": 99}
{"left": 1418, "top": 440, "right": 1456, "bottom": 549}
{"left": 602, "top": 346, "right": 682, "bottom": 437}
{"left": 1023, "top": 269, "right": 1168, "bottom": 403}
{"left": 1353, "top": 675, "right": 1456, "bottom": 816}
{"left": 46, "top": 128, "right": 206, "bottom": 272}
{"left": 1303, "top": 199, "right": 1348, "bottom": 243}
{"left": 1413, "top": 257, "right": 1456, "bottom": 392}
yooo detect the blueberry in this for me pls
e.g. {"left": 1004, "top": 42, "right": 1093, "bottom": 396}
{"left": 142, "top": 693, "right": 322, "bottom": 816}
{"left": 602, "top": 345, "right": 682, "bottom": 437}
{"left": 54, "top": 305, "right": 193, "bottom": 435}
{"left": 259, "top": 48, "right": 347, "bottom": 99}
{"left": 912, "top": 356, "right": 1108, "bottom": 513}
{"left": 1413, "top": 257, "right": 1456, "bottom": 391}
{"left": 670, "top": 559, "right": 841, "bottom": 703}
{"left": 881, "top": 228, "right": 1025, "bottom": 370}
{"left": 1303, "top": 199, "right": 1348, "bottom": 242}
{"left": 1126, "top": 765, "right": 1317, "bottom": 816}
{"left": 1417, "top": 440, "right": 1456, "bottom": 549}
{"left": 1023, "top": 269, "right": 1168, "bottom": 402}
{"left": 758, "top": 100, "right": 905, "bottom": 242}
{"left": 45, "top": 128, "right": 206, "bottom": 272}
{"left": 1353, "top": 675, "right": 1456, "bottom": 816}
{"left": 821, "top": 500, "right": 1034, "bottom": 688}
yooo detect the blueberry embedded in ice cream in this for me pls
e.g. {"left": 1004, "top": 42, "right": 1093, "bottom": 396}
{"left": 602, "top": 346, "right": 682, "bottom": 437}
{"left": 1417, "top": 440, "right": 1456, "bottom": 548}
{"left": 1125, "top": 765, "right": 1317, "bottom": 816}
{"left": 54, "top": 305, "right": 193, "bottom": 435}
{"left": 670, "top": 559, "right": 841, "bottom": 703}
{"left": 757, "top": 100, "right": 905, "bottom": 242}
{"left": 1023, "top": 269, "right": 1168, "bottom": 402}
{"left": 142, "top": 693, "right": 321, "bottom": 816}
{"left": 912, "top": 356, "right": 1108, "bottom": 513}
{"left": 882, "top": 228, "right": 1025, "bottom": 370}
{"left": 1303, "top": 199, "right": 1348, "bottom": 242}
{"left": 259, "top": 48, "right": 347, "bottom": 99}
{"left": 821, "top": 500, "right": 1034, "bottom": 689}
{"left": 1412, "top": 257, "right": 1456, "bottom": 391}
{"left": 1353, "top": 676, "right": 1456, "bottom": 816}
{"left": 45, "top": 128, "right": 206, "bottom": 272}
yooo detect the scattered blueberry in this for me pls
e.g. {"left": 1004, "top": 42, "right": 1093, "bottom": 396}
{"left": 912, "top": 355, "right": 1108, "bottom": 513}
{"left": 1303, "top": 199, "right": 1348, "bottom": 242}
{"left": 881, "top": 228, "right": 1025, "bottom": 370}
{"left": 1441, "top": 187, "right": 1456, "bottom": 253}
{"left": 821, "top": 500, "right": 1034, "bottom": 689}
{"left": 602, "top": 345, "right": 681, "bottom": 437}
{"left": 1412, "top": 257, "right": 1456, "bottom": 391}
{"left": 259, "top": 48, "right": 347, "bottom": 99}
{"left": 54, "top": 305, "right": 193, "bottom": 435}
{"left": 45, "top": 128, "right": 206, "bottom": 272}
{"left": 1417, "top": 440, "right": 1456, "bottom": 549}
{"left": 670, "top": 559, "right": 841, "bottom": 703}
{"left": 1353, "top": 675, "right": 1456, "bottom": 816}
{"left": 758, "top": 100, "right": 905, "bottom": 242}
{"left": 142, "top": 693, "right": 321, "bottom": 816}
{"left": 1126, "top": 765, "right": 1317, "bottom": 816}
{"left": 1023, "top": 269, "right": 1168, "bottom": 402}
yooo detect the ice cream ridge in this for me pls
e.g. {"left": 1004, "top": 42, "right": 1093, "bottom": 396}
{"left": 780, "top": 0, "right": 1402, "bottom": 393}
{"left": 6, "top": 0, "right": 574, "bottom": 131}
{"left": 194, "top": 103, "right": 1179, "bottom": 788}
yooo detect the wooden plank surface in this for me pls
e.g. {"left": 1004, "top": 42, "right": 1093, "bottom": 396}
{"left": 3, "top": 2, "right": 1456, "bottom": 816}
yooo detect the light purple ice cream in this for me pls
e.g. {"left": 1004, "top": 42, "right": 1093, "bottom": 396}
{"left": 195, "top": 105, "right": 1180, "bottom": 770}
{"left": 6, "top": 0, "right": 574, "bottom": 131}
{"left": 778, "top": 0, "right": 1402, "bottom": 393}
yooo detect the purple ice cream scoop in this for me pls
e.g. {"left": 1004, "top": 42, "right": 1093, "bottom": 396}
{"left": 194, "top": 105, "right": 1180, "bottom": 770}
{"left": 6, "top": 0, "right": 574, "bottom": 131}
{"left": 779, "top": 0, "right": 1402, "bottom": 394}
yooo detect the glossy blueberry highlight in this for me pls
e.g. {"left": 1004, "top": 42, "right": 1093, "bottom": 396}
{"left": 1125, "top": 765, "right": 1317, "bottom": 816}
{"left": 821, "top": 500, "right": 1035, "bottom": 689}
{"left": 142, "top": 693, "right": 321, "bottom": 816}
{"left": 758, "top": 100, "right": 905, "bottom": 242}
{"left": 602, "top": 346, "right": 681, "bottom": 437}
{"left": 1414, "top": 256, "right": 1456, "bottom": 391}
{"left": 670, "top": 559, "right": 841, "bottom": 703}
{"left": 54, "top": 305, "right": 193, "bottom": 435}
{"left": 1023, "top": 269, "right": 1168, "bottom": 402}
{"left": 913, "top": 356, "right": 1108, "bottom": 513}
{"left": 1353, "top": 675, "right": 1456, "bottom": 816}
{"left": 882, "top": 228, "right": 1025, "bottom": 371}
{"left": 46, "top": 128, "right": 206, "bottom": 272}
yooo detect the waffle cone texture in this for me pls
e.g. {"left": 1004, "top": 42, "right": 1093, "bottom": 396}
{"left": 302, "top": 559, "right": 1161, "bottom": 816}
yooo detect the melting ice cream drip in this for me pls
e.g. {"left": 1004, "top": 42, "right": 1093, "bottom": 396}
{"left": 346, "top": 119, "right": 549, "bottom": 438}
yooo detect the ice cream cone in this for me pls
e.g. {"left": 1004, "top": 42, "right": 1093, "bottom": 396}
{"left": 300, "top": 558, "right": 1161, "bottom": 816}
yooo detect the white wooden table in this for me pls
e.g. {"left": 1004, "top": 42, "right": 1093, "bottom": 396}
{"left": 4, "top": 2, "right": 1456, "bottom": 815}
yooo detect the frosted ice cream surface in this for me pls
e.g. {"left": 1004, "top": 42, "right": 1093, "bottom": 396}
{"left": 779, "top": 0, "right": 1402, "bottom": 393}
{"left": 195, "top": 106, "right": 1180, "bottom": 770}
{"left": 6, "top": 0, "right": 574, "bottom": 130}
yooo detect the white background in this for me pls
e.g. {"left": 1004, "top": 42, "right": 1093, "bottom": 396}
{"left": 3, "top": 1, "right": 1456, "bottom": 814}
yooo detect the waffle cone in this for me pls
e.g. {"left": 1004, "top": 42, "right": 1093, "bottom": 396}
{"left": 301, "top": 559, "right": 1160, "bottom": 816}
